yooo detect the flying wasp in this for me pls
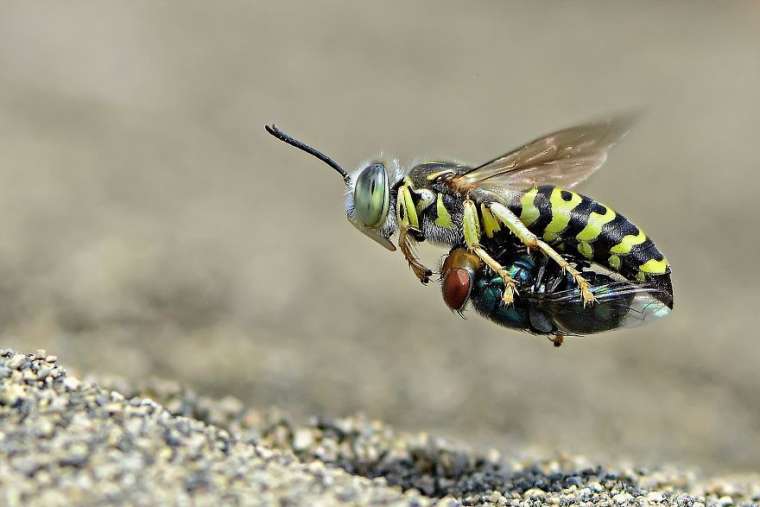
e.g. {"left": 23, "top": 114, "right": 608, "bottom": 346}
{"left": 440, "top": 247, "right": 671, "bottom": 347}
{"left": 266, "top": 113, "right": 673, "bottom": 315}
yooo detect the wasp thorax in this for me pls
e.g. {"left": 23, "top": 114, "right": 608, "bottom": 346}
{"left": 353, "top": 162, "right": 389, "bottom": 228}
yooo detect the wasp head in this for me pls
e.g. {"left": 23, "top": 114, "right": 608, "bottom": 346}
{"left": 266, "top": 125, "right": 398, "bottom": 251}
{"left": 344, "top": 160, "right": 400, "bottom": 251}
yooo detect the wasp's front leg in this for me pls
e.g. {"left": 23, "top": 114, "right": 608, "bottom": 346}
{"left": 396, "top": 183, "right": 433, "bottom": 284}
{"left": 487, "top": 202, "right": 597, "bottom": 306}
{"left": 462, "top": 199, "right": 519, "bottom": 305}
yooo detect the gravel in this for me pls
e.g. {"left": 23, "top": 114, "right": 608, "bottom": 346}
{"left": 1, "top": 348, "right": 759, "bottom": 506}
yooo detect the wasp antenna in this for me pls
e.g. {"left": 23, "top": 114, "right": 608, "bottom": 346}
{"left": 265, "top": 124, "right": 350, "bottom": 183}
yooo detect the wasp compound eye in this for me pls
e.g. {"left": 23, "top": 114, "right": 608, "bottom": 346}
{"left": 354, "top": 163, "right": 388, "bottom": 228}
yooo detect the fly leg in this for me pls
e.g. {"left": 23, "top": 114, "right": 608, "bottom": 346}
{"left": 462, "top": 198, "right": 519, "bottom": 305}
{"left": 487, "top": 202, "right": 597, "bottom": 306}
{"left": 549, "top": 333, "right": 564, "bottom": 347}
{"left": 396, "top": 183, "right": 432, "bottom": 284}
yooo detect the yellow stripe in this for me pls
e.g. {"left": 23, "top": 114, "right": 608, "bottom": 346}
{"left": 575, "top": 204, "right": 616, "bottom": 242}
{"left": 400, "top": 185, "right": 419, "bottom": 229}
{"left": 639, "top": 257, "right": 669, "bottom": 275}
{"left": 608, "top": 254, "right": 621, "bottom": 271}
{"left": 610, "top": 229, "right": 647, "bottom": 254}
{"left": 434, "top": 193, "right": 454, "bottom": 229}
{"left": 577, "top": 241, "right": 594, "bottom": 260}
{"left": 480, "top": 203, "right": 501, "bottom": 238}
{"left": 543, "top": 188, "right": 582, "bottom": 242}
{"left": 426, "top": 169, "right": 456, "bottom": 181}
{"left": 463, "top": 200, "right": 480, "bottom": 247}
{"left": 519, "top": 188, "right": 540, "bottom": 227}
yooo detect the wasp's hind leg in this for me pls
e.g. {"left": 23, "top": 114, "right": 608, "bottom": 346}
{"left": 462, "top": 199, "right": 519, "bottom": 305}
{"left": 487, "top": 202, "right": 597, "bottom": 306}
{"left": 396, "top": 183, "right": 433, "bottom": 284}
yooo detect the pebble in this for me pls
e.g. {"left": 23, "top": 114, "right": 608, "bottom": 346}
{"left": 63, "top": 376, "right": 80, "bottom": 391}
{"left": 7, "top": 353, "right": 27, "bottom": 369}
{"left": 1, "top": 347, "right": 759, "bottom": 507}
{"left": 293, "top": 429, "right": 315, "bottom": 451}
{"left": 614, "top": 492, "right": 634, "bottom": 504}
{"left": 524, "top": 488, "right": 546, "bottom": 497}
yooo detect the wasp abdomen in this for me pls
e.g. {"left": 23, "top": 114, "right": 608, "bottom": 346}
{"left": 511, "top": 185, "right": 671, "bottom": 285}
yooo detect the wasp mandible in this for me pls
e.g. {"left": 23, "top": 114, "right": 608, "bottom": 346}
{"left": 266, "top": 114, "right": 673, "bottom": 314}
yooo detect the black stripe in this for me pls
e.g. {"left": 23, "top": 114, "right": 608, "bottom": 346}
{"left": 424, "top": 192, "right": 441, "bottom": 224}
{"left": 629, "top": 239, "right": 658, "bottom": 265}
{"left": 629, "top": 240, "right": 670, "bottom": 275}
{"left": 442, "top": 193, "right": 463, "bottom": 217}
{"left": 528, "top": 185, "right": 555, "bottom": 237}
{"left": 618, "top": 239, "right": 657, "bottom": 279}
{"left": 511, "top": 201, "right": 523, "bottom": 218}
{"left": 563, "top": 196, "right": 601, "bottom": 238}
{"left": 595, "top": 213, "right": 639, "bottom": 255}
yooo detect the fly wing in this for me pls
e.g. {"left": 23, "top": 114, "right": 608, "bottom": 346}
{"left": 525, "top": 280, "right": 672, "bottom": 332}
{"left": 534, "top": 281, "right": 661, "bottom": 304}
{"left": 452, "top": 112, "right": 638, "bottom": 191}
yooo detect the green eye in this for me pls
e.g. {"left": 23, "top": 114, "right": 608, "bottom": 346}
{"left": 354, "top": 163, "right": 388, "bottom": 227}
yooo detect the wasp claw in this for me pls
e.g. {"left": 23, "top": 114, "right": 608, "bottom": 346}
{"left": 411, "top": 265, "right": 433, "bottom": 285}
{"left": 499, "top": 272, "right": 519, "bottom": 306}
{"left": 575, "top": 276, "right": 597, "bottom": 307}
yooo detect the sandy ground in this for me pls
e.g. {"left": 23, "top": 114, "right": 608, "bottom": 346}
{"left": 0, "top": 1, "right": 759, "bottom": 475}
{"left": 3, "top": 348, "right": 760, "bottom": 506}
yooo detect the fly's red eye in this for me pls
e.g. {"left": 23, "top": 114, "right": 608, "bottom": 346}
{"left": 442, "top": 268, "right": 472, "bottom": 311}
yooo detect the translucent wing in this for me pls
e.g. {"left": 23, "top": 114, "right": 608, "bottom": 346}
{"left": 524, "top": 280, "right": 672, "bottom": 333}
{"left": 453, "top": 112, "right": 638, "bottom": 191}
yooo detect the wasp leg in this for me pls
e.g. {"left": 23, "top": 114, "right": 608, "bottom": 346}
{"left": 462, "top": 199, "right": 519, "bottom": 305}
{"left": 396, "top": 184, "right": 432, "bottom": 284}
{"left": 398, "top": 229, "right": 432, "bottom": 283}
{"left": 473, "top": 246, "right": 520, "bottom": 305}
{"left": 487, "top": 202, "right": 597, "bottom": 306}
{"left": 549, "top": 334, "right": 564, "bottom": 347}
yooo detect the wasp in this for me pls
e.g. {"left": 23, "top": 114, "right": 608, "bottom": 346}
{"left": 266, "top": 113, "right": 673, "bottom": 313}
{"left": 440, "top": 247, "right": 671, "bottom": 346}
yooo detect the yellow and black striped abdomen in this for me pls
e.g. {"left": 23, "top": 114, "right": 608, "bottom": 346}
{"left": 511, "top": 185, "right": 671, "bottom": 283}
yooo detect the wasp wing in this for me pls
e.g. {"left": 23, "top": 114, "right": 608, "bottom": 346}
{"left": 452, "top": 112, "right": 638, "bottom": 191}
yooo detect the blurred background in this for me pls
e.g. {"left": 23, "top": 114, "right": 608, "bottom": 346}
{"left": 1, "top": 1, "right": 758, "bottom": 472}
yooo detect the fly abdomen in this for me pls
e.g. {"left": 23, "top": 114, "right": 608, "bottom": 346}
{"left": 511, "top": 185, "right": 671, "bottom": 285}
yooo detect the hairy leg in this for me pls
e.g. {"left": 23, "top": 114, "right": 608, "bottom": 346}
{"left": 462, "top": 199, "right": 518, "bottom": 304}
{"left": 488, "top": 202, "right": 596, "bottom": 305}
